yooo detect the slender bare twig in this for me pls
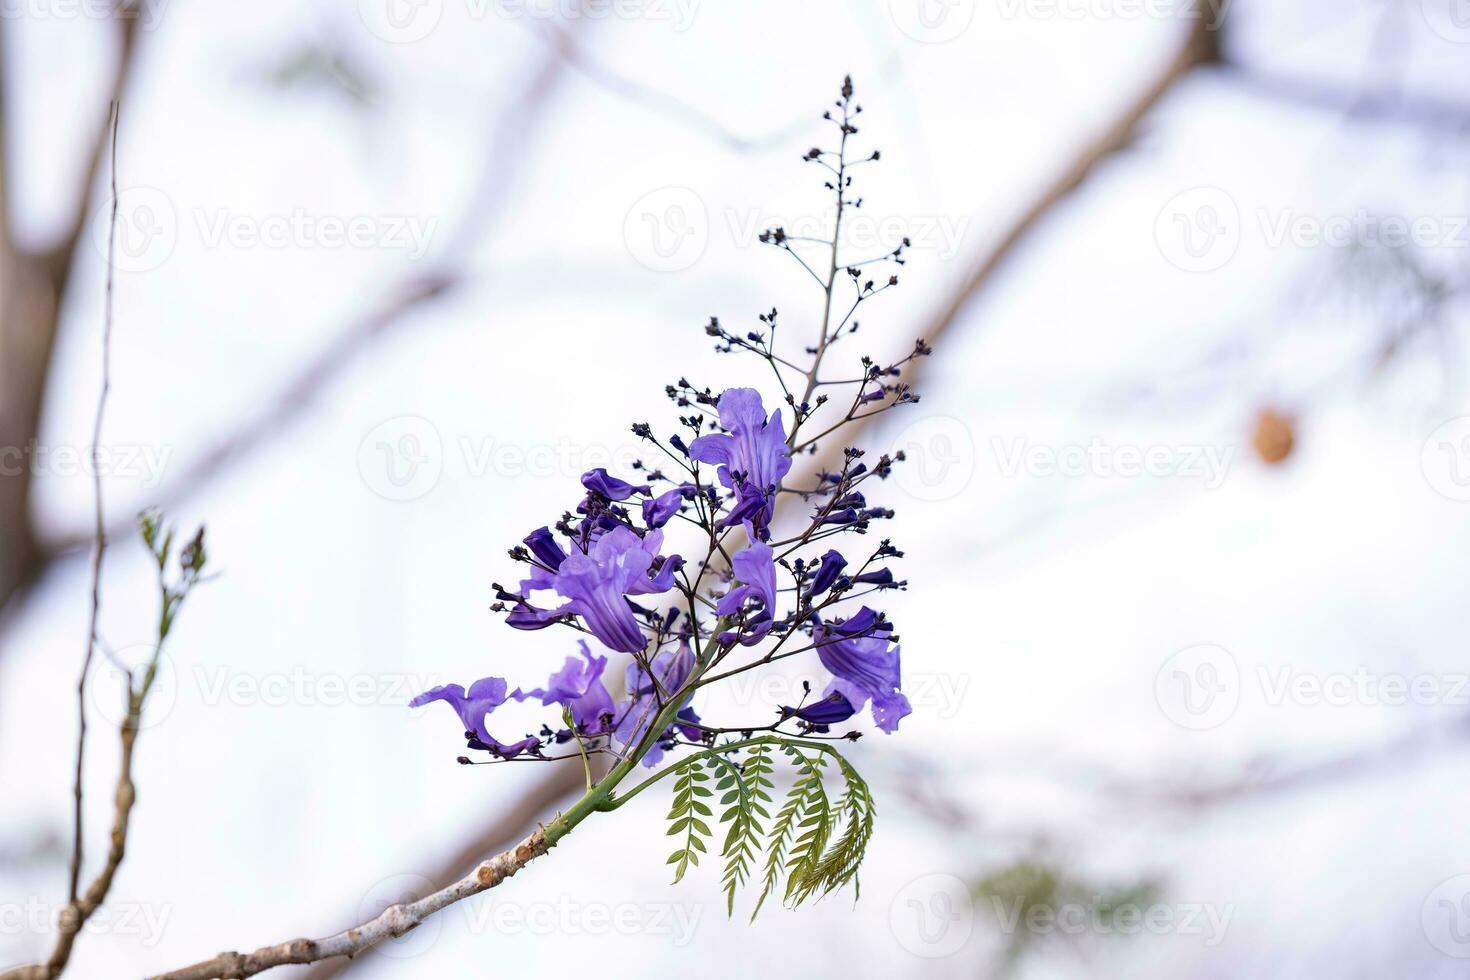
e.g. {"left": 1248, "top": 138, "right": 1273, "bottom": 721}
{"left": 0, "top": 101, "right": 131, "bottom": 980}
{"left": 784, "top": 17, "right": 1220, "bottom": 497}
{"left": 66, "top": 100, "right": 120, "bottom": 910}
{"left": 34, "top": 22, "right": 583, "bottom": 565}
{"left": 34, "top": 20, "right": 1226, "bottom": 978}
{"left": 0, "top": 15, "right": 138, "bottom": 616}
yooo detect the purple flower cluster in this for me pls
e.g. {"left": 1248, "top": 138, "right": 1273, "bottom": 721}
{"left": 412, "top": 386, "right": 912, "bottom": 765}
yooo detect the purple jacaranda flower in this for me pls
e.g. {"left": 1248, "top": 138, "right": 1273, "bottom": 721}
{"left": 781, "top": 692, "right": 857, "bottom": 730}
{"left": 642, "top": 485, "right": 694, "bottom": 529}
{"left": 581, "top": 468, "right": 649, "bottom": 502}
{"left": 523, "top": 527, "right": 567, "bottom": 570}
{"left": 852, "top": 568, "right": 895, "bottom": 587}
{"left": 687, "top": 388, "right": 792, "bottom": 539}
{"left": 409, "top": 677, "right": 542, "bottom": 759}
{"left": 515, "top": 527, "right": 682, "bottom": 653}
{"left": 806, "top": 549, "right": 847, "bottom": 599}
{"left": 813, "top": 608, "right": 911, "bottom": 733}
{"left": 615, "top": 639, "right": 697, "bottom": 766}
{"left": 517, "top": 641, "right": 615, "bottom": 735}
{"left": 504, "top": 601, "right": 564, "bottom": 630}
{"left": 716, "top": 533, "right": 777, "bottom": 646}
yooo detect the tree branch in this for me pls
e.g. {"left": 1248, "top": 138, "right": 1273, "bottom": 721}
{"left": 299, "top": 762, "right": 591, "bottom": 979}
{"left": 0, "top": 13, "right": 139, "bottom": 615}
{"left": 29, "top": 19, "right": 581, "bottom": 571}
{"left": 146, "top": 829, "right": 551, "bottom": 980}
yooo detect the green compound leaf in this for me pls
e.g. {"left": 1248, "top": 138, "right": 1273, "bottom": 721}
{"left": 663, "top": 739, "right": 876, "bottom": 919}
{"left": 707, "top": 749, "right": 768, "bottom": 917}
{"left": 665, "top": 757, "right": 714, "bottom": 884}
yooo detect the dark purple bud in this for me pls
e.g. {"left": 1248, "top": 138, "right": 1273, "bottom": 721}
{"left": 782, "top": 693, "right": 857, "bottom": 729}
{"left": 523, "top": 527, "right": 567, "bottom": 570}
{"left": 807, "top": 550, "right": 848, "bottom": 597}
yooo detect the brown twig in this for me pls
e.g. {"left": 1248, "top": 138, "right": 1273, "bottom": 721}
{"left": 4, "top": 107, "right": 141, "bottom": 980}
{"left": 298, "top": 762, "right": 591, "bottom": 980}
{"left": 0, "top": 14, "right": 139, "bottom": 616}
{"left": 66, "top": 98, "right": 121, "bottom": 911}
{"left": 763, "top": 20, "right": 1221, "bottom": 522}
{"left": 35, "top": 22, "right": 582, "bottom": 566}
{"left": 146, "top": 830, "right": 552, "bottom": 980}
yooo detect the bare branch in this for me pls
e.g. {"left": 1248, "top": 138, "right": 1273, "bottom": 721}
{"left": 146, "top": 829, "right": 551, "bottom": 980}
{"left": 300, "top": 763, "right": 589, "bottom": 980}
{"left": 67, "top": 98, "right": 121, "bottom": 911}
{"left": 790, "top": 17, "right": 1220, "bottom": 489}
{"left": 34, "top": 19, "right": 580, "bottom": 566}
{"left": 0, "top": 13, "right": 140, "bottom": 613}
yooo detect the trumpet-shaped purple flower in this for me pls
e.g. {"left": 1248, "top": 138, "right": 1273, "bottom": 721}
{"left": 517, "top": 641, "right": 615, "bottom": 734}
{"left": 642, "top": 484, "right": 694, "bottom": 529}
{"left": 581, "top": 468, "right": 649, "bottom": 502}
{"left": 813, "top": 608, "right": 911, "bottom": 733}
{"left": 513, "top": 527, "right": 682, "bottom": 653}
{"left": 716, "top": 534, "right": 777, "bottom": 646}
{"left": 412, "top": 640, "right": 618, "bottom": 756}
{"left": 688, "top": 388, "right": 792, "bottom": 539}
{"left": 409, "top": 677, "right": 541, "bottom": 759}
{"left": 615, "top": 639, "right": 698, "bottom": 766}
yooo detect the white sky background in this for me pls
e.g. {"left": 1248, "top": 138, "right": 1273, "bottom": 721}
{"left": 3, "top": 0, "right": 1470, "bottom": 977}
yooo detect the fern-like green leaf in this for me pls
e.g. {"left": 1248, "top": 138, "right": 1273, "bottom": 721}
{"left": 665, "top": 758, "right": 714, "bottom": 883}
{"left": 781, "top": 747, "right": 834, "bottom": 906}
{"left": 707, "top": 749, "right": 769, "bottom": 916}
{"left": 750, "top": 747, "right": 807, "bottom": 919}
{"left": 789, "top": 749, "right": 875, "bottom": 904}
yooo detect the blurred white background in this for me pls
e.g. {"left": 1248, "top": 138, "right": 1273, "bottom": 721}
{"left": 3, "top": 0, "right": 1470, "bottom": 976}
